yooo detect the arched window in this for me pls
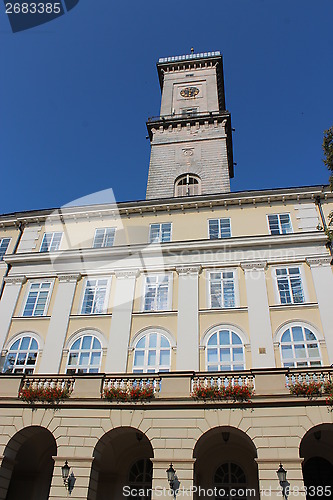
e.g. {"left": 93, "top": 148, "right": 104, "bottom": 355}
{"left": 280, "top": 325, "right": 322, "bottom": 367}
{"left": 133, "top": 332, "right": 171, "bottom": 373}
{"left": 175, "top": 174, "right": 201, "bottom": 197}
{"left": 214, "top": 463, "right": 247, "bottom": 500}
{"left": 66, "top": 335, "right": 102, "bottom": 374}
{"left": 206, "top": 329, "right": 245, "bottom": 371}
{"left": 129, "top": 459, "right": 153, "bottom": 500}
{"left": 3, "top": 336, "right": 39, "bottom": 374}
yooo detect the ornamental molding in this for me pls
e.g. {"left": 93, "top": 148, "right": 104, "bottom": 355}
{"left": 305, "top": 256, "right": 332, "bottom": 268}
{"left": 176, "top": 265, "right": 202, "bottom": 276}
{"left": 240, "top": 261, "right": 267, "bottom": 271}
{"left": 115, "top": 269, "right": 140, "bottom": 279}
{"left": 4, "top": 275, "right": 26, "bottom": 286}
{"left": 57, "top": 273, "right": 82, "bottom": 283}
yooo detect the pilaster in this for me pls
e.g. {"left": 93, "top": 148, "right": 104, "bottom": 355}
{"left": 176, "top": 265, "right": 201, "bottom": 371}
{"left": 49, "top": 456, "right": 95, "bottom": 500}
{"left": 104, "top": 269, "right": 139, "bottom": 373}
{"left": 151, "top": 458, "right": 195, "bottom": 500}
{"left": 0, "top": 275, "right": 26, "bottom": 352}
{"left": 241, "top": 262, "right": 275, "bottom": 368}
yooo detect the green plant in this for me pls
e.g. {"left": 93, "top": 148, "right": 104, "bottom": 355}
{"left": 191, "top": 384, "right": 253, "bottom": 402}
{"left": 19, "top": 386, "right": 70, "bottom": 404}
{"left": 323, "top": 126, "right": 333, "bottom": 189}
{"left": 102, "top": 385, "right": 154, "bottom": 402}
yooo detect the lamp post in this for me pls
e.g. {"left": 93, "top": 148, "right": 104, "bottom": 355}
{"left": 276, "top": 463, "right": 289, "bottom": 500}
{"left": 166, "top": 463, "right": 180, "bottom": 498}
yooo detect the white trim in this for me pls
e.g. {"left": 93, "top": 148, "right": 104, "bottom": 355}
{"left": 3, "top": 331, "right": 44, "bottom": 351}
{"left": 130, "top": 327, "right": 176, "bottom": 349}
{"left": 206, "top": 268, "right": 239, "bottom": 309}
{"left": 141, "top": 272, "right": 173, "bottom": 312}
{"left": 79, "top": 276, "right": 112, "bottom": 315}
{"left": 64, "top": 328, "right": 107, "bottom": 350}
{"left": 266, "top": 213, "right": 293, "bottom": 235}
{"left": 273, "top": 320, "right": 324, "bottom": 343}
{"left": 207, "top": 217, "right": 232, "bottom": 239}
{"left": 200, "top": 323, "right": 250, "bottom": 348}
{"left": 20, "top": 279, "right": 55, "bottom": 317}
{"left": 271, "top": 264, "right": 308, "bottom": 305}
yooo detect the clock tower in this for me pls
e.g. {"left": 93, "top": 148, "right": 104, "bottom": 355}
{"left": 146, "top": 51, "right": 234, "bottom": 200}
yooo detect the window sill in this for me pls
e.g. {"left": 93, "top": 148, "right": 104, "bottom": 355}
{"left": 269, "top": 302, "right": 318, "bottom": 310}
{"left": 133, "top": 310, "right": 177, "bottom": 316}
{"left": 199, "top": 307, "right": 247, "bottom": 313}
{"left": 70, "top": 313, "right": 112, "bottom": 318}
{"left": 12, "top": 316, "right": 51, "bottom": 320}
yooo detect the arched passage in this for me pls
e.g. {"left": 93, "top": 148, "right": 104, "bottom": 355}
{"left": 193, "top": 427, "right": 259, "bottom": 500}
{"left": 0, "top": 426, "right": 57, "bottom": 500}
{"left": 88, "top": 427, "right": 154, "bottom": 500}
{"left": 300, "top": 424, "right": 333, "bottom": 500}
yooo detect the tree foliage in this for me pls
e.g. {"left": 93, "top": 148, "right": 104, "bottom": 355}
{"left": 323, "top": 126, "right": 333, "bottom": 189}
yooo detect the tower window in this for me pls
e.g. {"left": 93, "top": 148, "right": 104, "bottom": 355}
{"left": 175, "top": 174, "right": 201, "bottom": 197}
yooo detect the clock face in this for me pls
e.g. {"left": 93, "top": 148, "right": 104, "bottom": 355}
{"left": 180, "top": 86, "right": 200, "bottom": 98}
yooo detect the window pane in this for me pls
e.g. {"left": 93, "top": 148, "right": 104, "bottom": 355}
{"left": 207, "top": 348, "right": 218, "bottom": 363}
{"left": 233, "top": 348, "right": 243, "bottom": 361}
{"left": 149, "top": 334, "right": 157, "bottom": 348}
{"left": 82, "top": 336, "right": 92, "bottom": 350}
{"left": 209, "top": 220, "right": 219, "bottom": 239}
{"left": 208, "top": 333, "right": 217, "bottom": 346}
{"left": 231, "top": 333, "right": 242, "bottom": 345}
{"left": 281, "top": 345, "right": 293, "bottom": 359}
{"left": 160, "top": 336, "right": 169, "bottom": 348}
{"left": 79, "top": 353, "right": 90, "bottom": 366}
{"left": 292, "top": 327, "right": 303, "bottom": 342}
{"left": 160, "top": 350, "right": 170, "bottom": 365}
{"left": 220, "top": 349, "right": 231, "bottom": 362}
{"left": 219, "top": 331, "right": 230, "bottom": 345}
{"left": 91, "top": 352, "right": 101, "bottom": 365}
{"left": 148, "top": 351, "right": 156, "bottom": 366}
{"left": 281, "top": 330, "right": 291, "bottom": 342}
{"left": 20, "top": 337, "right": 30, "bottom": 350}
{"left": 295, "top": 344, "right": 306, "bottom": 358}
{"left": 134, "top": 351, "right": 145, "bottom": 367}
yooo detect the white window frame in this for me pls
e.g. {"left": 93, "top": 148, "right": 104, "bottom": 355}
{"left": 0, "top": 237, "right": 11, "bottom": 261}
{"left": 66, "top": 334, "right": 103, "bottom": 374}
{"left": 2, "top": 334, "right": 40, "bottom": 375}
{"left": 93, "top": 227, "right": 116, "bottom": 248}
{"left": 278, "top": 323, "right": 322, "bottom": 368}
{"left": 208, "top": 218, "right": 232, "bottom": 239}
{"left": 267, "top": 213, "right": 293, "bottom": 235}
{"left": 205, "top": 328, "right": 246, "bottom": 372}
{"left": 40, "top": 232, "right": 63, "bottom": 252}
{"left": 272, "top": 265, "right": 308, "bottom": 305}
{"left": 21, "top": 280, "right": 54, "bottom": 317}
{"left": 80, "top": 277, "right": 112, "bottom": 315}
{"left": 206, "top": 269, "right": 239, "bottom": 309}
{"left": 141, "top": 273, "right": 173, "bottom": 312}
{"left": 132, "top": 330, "right": 171, "bottom": 373}
{"left": 148, "top": 223, "right": 172, "bottom": 244}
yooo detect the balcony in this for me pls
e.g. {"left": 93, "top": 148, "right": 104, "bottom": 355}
{"left": 0, "top": 367, "right": 332, "bottom": 408}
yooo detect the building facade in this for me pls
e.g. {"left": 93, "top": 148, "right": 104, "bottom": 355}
{"left": 0, "top": 51, "right": 333, "bottom": 500}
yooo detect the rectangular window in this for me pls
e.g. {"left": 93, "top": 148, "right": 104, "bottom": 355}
{"left": 23, "top": 282, "right": 52, "bottom": 317}
{"left": 208, "top": 218, "right": 231, "bottom": 239}
{"left": 40, "top": 232, "right": 63, "bottom": 252}
{"left": 81, "top": 278, "right": 109, "bottom": 314}
{"left": 143, "top": 275, "right": 170, "bottom": 311}
{"left": 276, "top": 267, "right": 305, "bottom": 304}
{"left": 181, "top": 107, "right": 198, "bottom": 117}
{"left": 93, "top": 228, "right": 116, "bottom": 248}
{"left": 0, "top": 238, "right": 11, "bottom": 260}
{"left": 149, "top": 223, "right": 172, "bottom": 244}
{"left": 209, "top": 271, "right": 236, "bottom": 308}
{"left": 268, "top": 214, "right": 292, "bottom": 235}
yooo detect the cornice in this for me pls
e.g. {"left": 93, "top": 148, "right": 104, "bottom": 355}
{"left": 4, "top": 275, "right": 26, "bottom": 285}
{"left": 57, "top": 273, "right": 82, "bottom": 283}
{"left": 176, "top": 265, "right": 202, "bottom": 276}
{"left": 306, "top": 256, "right": 332, "bottom": 268}
{"left": 0, "top": 185, "right": 332, "bottom": 226}
{"left": 115, "top": 269, "right": 140, "bottom": 279}
{"left": 4, "top": 232, "right": 329, "bottom": 267}
{"left": 241, "top": 261, "right": 267, "bottom": 271}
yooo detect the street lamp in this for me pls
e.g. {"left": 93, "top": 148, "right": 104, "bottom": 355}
{"left": 276, "top": 463, "right": 289, "bottom": 500}
{"left": 166, "top": 463, "right": 180, "bottom": 498}
{"left": 62, "top": 461, "right": 75, "bottom": 493}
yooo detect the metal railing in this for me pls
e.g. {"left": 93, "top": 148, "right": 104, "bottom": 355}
{"left": 147, "top": 110, "right": 225, "bottom": 123}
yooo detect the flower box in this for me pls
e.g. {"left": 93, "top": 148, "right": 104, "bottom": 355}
{"left": 191, "top": 383, "right": 253, "bottom": 402}
{"left": 288, "top": 380, "right": 323, "bottom": 399}
{"left": 102, "top": 386, "right": 154, "bottom": 402}
{"left": 19, "top": 386, "right": 71, "bottom": 404}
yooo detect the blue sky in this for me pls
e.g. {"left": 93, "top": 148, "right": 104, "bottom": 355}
{"left": 0, "top": 0, "right": 332, "bottom": 214}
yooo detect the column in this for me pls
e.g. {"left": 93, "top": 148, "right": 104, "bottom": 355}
{"left": 256, "top": 458, "right": 305, "bottom": 500}
{"left": 38, "top": 273, "right": 81, "bottom": 374}
{"left": 241, "top": 262, "right": 275, "bottom": 368}
{"left": 306, "top": 256, "right": 333, "bottom": 363}
{"left": 151, "top": 458, "right": 195, "bottom": 500}
{"left": 0, "top": 275, "right": 26, "bottom": 351}
{"left": 176, "top": 266, "right": 201, "bottom": 371}
{"left": 104, "top": 269, "right": 138, "bottom": 373}
{"left": 49, "top": 456, "right": 95, "bottom": 500}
